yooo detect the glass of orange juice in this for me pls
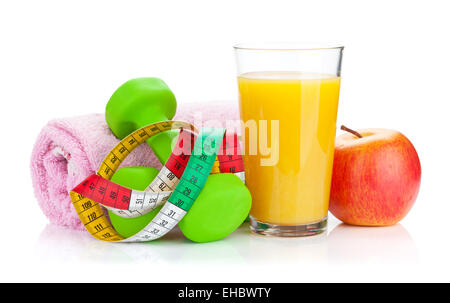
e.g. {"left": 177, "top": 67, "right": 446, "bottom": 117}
{"left": 234, "top": 43, "right": 344, "bottom": 236}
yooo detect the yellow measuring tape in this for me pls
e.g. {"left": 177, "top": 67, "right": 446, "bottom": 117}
{"left": 70, "top": 120, "right": 243, "bottom": 242}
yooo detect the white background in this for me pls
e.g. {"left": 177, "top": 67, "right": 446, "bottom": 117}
{"left": 0, "top": 0, "right": 449, "bottom": 282}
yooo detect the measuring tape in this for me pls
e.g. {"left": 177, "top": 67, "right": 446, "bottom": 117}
{"left": 70, "top": 120, "right": 244, "bottom": 242}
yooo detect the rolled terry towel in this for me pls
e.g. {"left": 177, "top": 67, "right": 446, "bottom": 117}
{"left": 31, "top": 101, "right": 240, "bottom": 230}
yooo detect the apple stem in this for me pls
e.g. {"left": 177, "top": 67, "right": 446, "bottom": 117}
{"left": 341, "top": 125, "right": 363, "bottom": 138}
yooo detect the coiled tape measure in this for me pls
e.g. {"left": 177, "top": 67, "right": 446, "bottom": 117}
{"left": 70, "top": 120, "right": 245, "bottom": 242}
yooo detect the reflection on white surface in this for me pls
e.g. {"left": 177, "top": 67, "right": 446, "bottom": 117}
{"left": 327, "top": 223, "right": 419, "bottom": 264}
{"left": 35, "top": 220, "right": 418, "bottom": 265}
{"left": 239, "top": 228, "right": 329, "bottom": 264}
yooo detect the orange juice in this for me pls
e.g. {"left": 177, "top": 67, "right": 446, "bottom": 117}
{"left": 238, "top": 71, "right": 341, "bottom": 225}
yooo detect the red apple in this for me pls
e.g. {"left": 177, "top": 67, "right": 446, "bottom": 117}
{"left": 329, "top": 126, "right": 421, "bottom": 226}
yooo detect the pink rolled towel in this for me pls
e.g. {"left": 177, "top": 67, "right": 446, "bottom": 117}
{"left": 31, "top": 101, "right": 240, "bottom": 230}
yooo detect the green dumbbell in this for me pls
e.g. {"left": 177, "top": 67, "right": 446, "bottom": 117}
{"left": 106, "top": 77, "right": 178, "bottom": 164}
{"left": 105, "top": 77, "right": 252, "bottom": 242}
{"left": 105, "top": 78, "right": 178, "bottom": 237}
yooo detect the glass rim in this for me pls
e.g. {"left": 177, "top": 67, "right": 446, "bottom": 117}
{"left": 233, "top": 42, "right": 344, "bottom": 51}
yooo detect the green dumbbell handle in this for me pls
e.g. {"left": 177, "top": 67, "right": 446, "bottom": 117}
{"left": 109, "top": 167, "right": 163, "bottom": 238}
{"left": 131, "top": 110, "right": 179, "bottom": 164}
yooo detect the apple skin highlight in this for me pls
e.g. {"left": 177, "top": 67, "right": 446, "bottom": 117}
{"left": 329, "top": 129, "right": 421, "bottom": 226}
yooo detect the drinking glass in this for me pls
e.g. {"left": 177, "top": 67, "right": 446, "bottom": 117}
{"left": 234, "top": 43, "right": 344, "bottom": 236}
